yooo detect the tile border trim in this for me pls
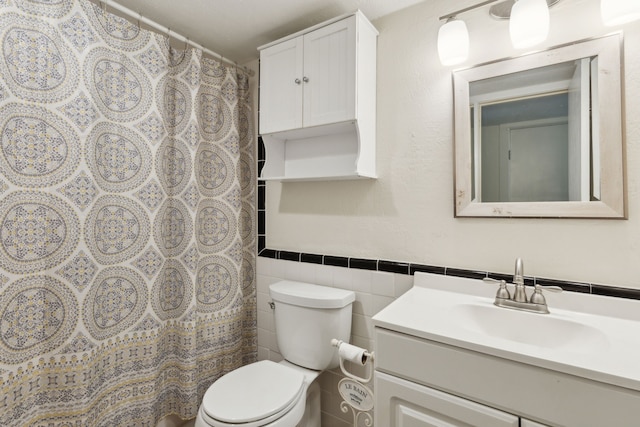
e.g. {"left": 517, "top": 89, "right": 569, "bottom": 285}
{"left": 257, "top": 248, "right": 640, "bottom": 301}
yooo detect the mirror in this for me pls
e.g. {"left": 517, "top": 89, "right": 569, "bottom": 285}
{"left": 454, "top": 34, "right": 626, "bottom": 218}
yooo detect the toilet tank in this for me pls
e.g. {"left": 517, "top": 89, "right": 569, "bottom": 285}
{"left": 269, "top": 281, "right": 355, "bottom": 370}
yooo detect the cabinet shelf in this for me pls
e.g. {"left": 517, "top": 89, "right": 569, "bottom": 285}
{"left": 258, "top": 11, "right": 377, "bottom": 182}
{"left": 260, "top": 121, "right": 376, "bottom": 181}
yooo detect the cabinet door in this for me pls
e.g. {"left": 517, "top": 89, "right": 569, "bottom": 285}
{"left": 302, "top": 16, "right": 356, "bottom": 128}
{"left": 259, "top": 36, "right": 304, "bottom": 134}
{"left": 376, "top": 372, "right": 519, "bottom": 427}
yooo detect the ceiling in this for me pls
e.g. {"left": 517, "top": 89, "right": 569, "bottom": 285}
{"left": 111, "top": 0, "right": 426, "bottom": 64}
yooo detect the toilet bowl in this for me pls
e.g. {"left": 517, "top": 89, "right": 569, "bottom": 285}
{"left": 194, "top": 281, "right": 355, "bottom": 427}
{"left": 195, "top": 360, "right": 320, "bottom": 427}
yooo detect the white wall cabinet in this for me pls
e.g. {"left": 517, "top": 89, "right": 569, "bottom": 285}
{"left": 258, "top": 11, "right": 377, "bottom": 181}
{"left": 259, "top": 17, "right": 356, "bottom": 134}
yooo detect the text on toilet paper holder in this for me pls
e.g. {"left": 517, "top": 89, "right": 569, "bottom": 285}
{"left": 338, "top": 378, "right": 374, "bottom": 412}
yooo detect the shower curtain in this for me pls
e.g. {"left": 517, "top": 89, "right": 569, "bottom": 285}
{"left": 0, "top": 0, "right": 257, "bottom": 425}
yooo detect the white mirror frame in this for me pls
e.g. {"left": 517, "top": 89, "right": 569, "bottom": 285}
{"left": 454, "top": 33, "right": 626, "bottom": 218}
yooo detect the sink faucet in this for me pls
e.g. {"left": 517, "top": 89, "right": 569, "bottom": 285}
{"left": 483, "top": 258, "right": 562, "bottom": 314}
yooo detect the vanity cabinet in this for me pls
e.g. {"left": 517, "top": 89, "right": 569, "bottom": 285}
{"left": 258, "top": 12, "right": 377, "bottom": 181}
{"left": 374, "top": 328, "right": 639, "bottom": 426}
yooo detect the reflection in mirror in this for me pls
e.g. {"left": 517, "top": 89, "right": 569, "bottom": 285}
{"left": 454, "top": 34, "right": 625, "bottom": 218}
{"left": 471, "top": 60, "right": 595, "bottom": 203}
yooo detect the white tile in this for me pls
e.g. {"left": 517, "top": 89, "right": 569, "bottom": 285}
{"left": 372, "top": 295, "right": 395, "bottom": 315}
{"left": 257, "top": 346, "right": 270, "bottom": 361}
{"left": 256, "top": 257, "right": 285, "bottom": 278}
{"left": 156, "top": 414, "right": 184, "bottom": 427}
{"left": 257, "top": 309, "right": 275, "bottom": 332}
{"left": 321, "top": 411, "right": 351, "bottom": 427}
{"left": 351, "top": 314, "right": 373, "bottom": 340}
{"left": 371, "top": 271, "right": 395, "bottom": 297}
{"left": 256, "top": 256, "right": 271, "bottom": 275}
{"left": 321, "top": 391, "right": 352, "bottom": 423}
{"left": 395, "top": 273, "right": 414, "bottom": 297}
{"left": 257, "top": 328, "right": 278, "bottom": 351}
{"left": 319, "top": 370, "right": 342, "bottom": 392}
{"left": 353, "top": 292, "right": 373, "bottom": 316}
{"left": 284, "top": 260, "right": 316, "bottom": 283}
{"left": 320, "top": 389, "right": 333, "bottom": 405}
{"left": 256, "top": 274, "right": 282, "bottom": 295}
{"left": 268, "top": 350, "right": 283, "bottom": 362}
{"left": 314, "top": 264, "right": 335, "bottom": 287}
{"left": 256, "top": 291, "right": 272, "bottom": 313}
{"left": 331, "top": 266, "right": 352, "bottom": 290}
{"left": 350, "top": 268, "right": 373, "bottom": 293}
{"left": 256, "top": 274, "right": 267, "bottom": 294}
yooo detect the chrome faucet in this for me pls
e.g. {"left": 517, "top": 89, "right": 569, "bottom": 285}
{"left": 512, "top": 257, "right": 527, "bottom": 302}
{"left": 483, "top": 258, "right": 562, "bottom": 314}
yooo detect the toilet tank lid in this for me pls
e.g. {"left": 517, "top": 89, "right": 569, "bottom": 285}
{"left": 270, "top": 280, "right": 355, "bottom": 309}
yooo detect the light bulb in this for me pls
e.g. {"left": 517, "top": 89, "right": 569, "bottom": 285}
{"left": 437, "top": 19, "right": 469, "bottom": 66}
{"left": 601, "top": 0, "right": 640, "bottom": 26}
{"left": 510, "top": 0, "right": 550, "bottom": 49}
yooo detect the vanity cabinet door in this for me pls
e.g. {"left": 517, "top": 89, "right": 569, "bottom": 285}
{"left": 376, "top": 372, "right": 519, "bottom": 427}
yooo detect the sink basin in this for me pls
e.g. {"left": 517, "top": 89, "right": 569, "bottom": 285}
{"left": 451, "top": 303, "right": 609, "bottom": 351}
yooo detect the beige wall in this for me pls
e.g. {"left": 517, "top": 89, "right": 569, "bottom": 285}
{"left": 264, "top": 0, "right": 640, "bottom": 288}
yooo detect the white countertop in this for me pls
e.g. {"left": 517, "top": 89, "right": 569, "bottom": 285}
{"left": 372, "top": 272, "right": 640, "bottom": 392}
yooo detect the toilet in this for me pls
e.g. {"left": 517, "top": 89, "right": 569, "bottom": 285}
{"left": 195, "top": 280, "right": 355, "bottom": 427}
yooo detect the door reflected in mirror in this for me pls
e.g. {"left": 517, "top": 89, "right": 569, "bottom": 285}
{"left": 454, "top": 34, "right": 625, "bottom": 218}
{"left": 471, "top": 59, "right": 596, "bottom": 203}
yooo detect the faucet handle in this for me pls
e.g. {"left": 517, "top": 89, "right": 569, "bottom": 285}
{"left": 529, "top": 284, "right": 563, "bottom": 305}
{"left": 483, "top": 277, "right": 511, "bottom": 300}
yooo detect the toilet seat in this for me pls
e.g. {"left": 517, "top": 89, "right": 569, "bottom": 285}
{"left": 199, "top": 360, "right": 305, "bottom": 427}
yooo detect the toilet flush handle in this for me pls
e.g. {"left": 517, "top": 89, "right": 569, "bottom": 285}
{"left": 268, "top": 301, "right": 275, "bottom": 310}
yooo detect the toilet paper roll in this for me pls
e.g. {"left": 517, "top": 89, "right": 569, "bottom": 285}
{"left": 338, "top": 342, "right": 369, "bottom": 366}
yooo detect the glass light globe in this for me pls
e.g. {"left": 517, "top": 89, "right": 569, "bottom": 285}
{"left": 437, "top": 19, "right": 469, "bottom": 66}
{"left": 510, "top": 0, "right": 550, "bottom": 49}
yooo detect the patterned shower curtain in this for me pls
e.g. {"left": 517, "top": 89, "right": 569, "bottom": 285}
{"left": 0, "top": 0, "right": 257, "bottom": 425}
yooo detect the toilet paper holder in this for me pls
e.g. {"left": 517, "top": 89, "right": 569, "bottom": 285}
{"left": 331, "top": 339, "right": 374, "bottom": 383}
{"left": 331, "top": 339, "right": 375, "bottom": 426}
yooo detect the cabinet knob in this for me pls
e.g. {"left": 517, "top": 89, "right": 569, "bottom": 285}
{"left": 294, "top": 78, "right": 301, "bottom": 85}
{"left": 303, "top": 76, "right": 309, "bottom": 83}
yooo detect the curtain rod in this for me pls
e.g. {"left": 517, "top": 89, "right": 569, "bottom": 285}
{"left": 99, "top": 0, "right": 254, "bottom": 77}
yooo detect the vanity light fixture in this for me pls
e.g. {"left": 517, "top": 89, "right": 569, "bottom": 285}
{"left": 601, "top": 0, "right": 640, "bottom": 26}
{"left": 437, "top": 18, "right": 470, "bottom": 66}
{"left": 437, "top": 0, "right": 557, "bottom": 66}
